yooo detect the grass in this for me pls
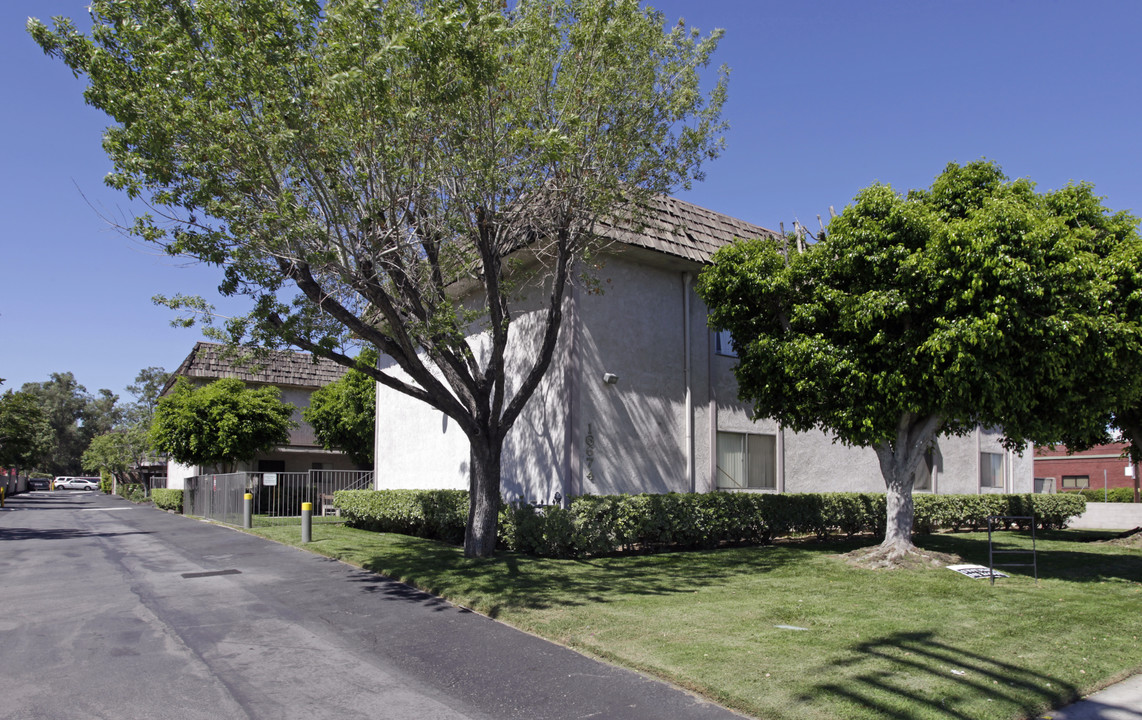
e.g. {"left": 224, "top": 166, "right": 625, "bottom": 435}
{"left": 249, "top": 522, "right": 1142, "bottom": 720}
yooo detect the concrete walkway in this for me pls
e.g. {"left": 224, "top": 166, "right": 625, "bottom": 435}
{"left": 1041, "top": 674, "right": 1142, "bottom": 720}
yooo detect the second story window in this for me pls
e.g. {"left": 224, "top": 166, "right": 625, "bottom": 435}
{"left": 714, "top": 329, "right": 737, "bottom": 357}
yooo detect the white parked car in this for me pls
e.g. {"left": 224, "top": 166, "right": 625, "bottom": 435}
{"left": 56, "top": 477, "right": 100, "bottom": 491}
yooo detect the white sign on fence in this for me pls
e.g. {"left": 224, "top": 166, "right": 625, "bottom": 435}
{"left": 263, "top": 473, "right": 278, "bottom": 486}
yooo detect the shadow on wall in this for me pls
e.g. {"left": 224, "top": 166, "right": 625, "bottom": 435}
{"left": 574, "top": 324, "right": 688, "bottom": 496}
{"left": 498, "top": 304, "right": 570, "bottom": 505}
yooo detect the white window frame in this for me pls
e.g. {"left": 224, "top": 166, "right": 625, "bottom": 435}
{"left": 980, "top": 452, "right": 1005, "bottom": 489}
{"left": 716, "top": 431, "right": 776, "bottom": 490}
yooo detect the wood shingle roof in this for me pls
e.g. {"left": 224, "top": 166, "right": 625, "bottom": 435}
{"left": 597, "top": 194, "right": 778, "bottom": 264}
{"left": 164, "top": 342, "right": 347, "bottom": 395}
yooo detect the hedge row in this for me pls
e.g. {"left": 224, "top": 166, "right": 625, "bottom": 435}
{"left": 335, "top": 490, "right": 1087, "bottom": 558}
{"left": 336, "top": 489, "right": 469, "bottom": 545}
{"left": 1075, "top": 488, "right": 1139, "bottom": 503}
{"left": 152, "top": 489, "right": 183, "bottom": 513}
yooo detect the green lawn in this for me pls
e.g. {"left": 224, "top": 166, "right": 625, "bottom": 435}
{"left": 249, "top": 522, "right": 1142, "bottom": 720}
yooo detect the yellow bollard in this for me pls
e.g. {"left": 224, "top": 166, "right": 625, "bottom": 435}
{"left": 301, "top": 502, "right": 313, "bottom": 543}
{"left": 243, "top": 492, "right": 253, "bottom": 529}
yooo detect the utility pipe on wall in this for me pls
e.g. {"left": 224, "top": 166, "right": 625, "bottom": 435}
{"left": 682, "top": 273, "right": 694, "bottom": 493}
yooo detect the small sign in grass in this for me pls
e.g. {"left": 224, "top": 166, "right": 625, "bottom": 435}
{"left": 946, "top": 564, "right": 1010, "bottom": 580}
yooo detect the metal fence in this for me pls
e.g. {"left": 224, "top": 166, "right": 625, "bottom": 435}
{"left": 184, "top": 469, "right": 373, "bottom": 527}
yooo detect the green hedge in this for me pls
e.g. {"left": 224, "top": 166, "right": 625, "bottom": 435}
{"left": 335, "top": 489, "right": 469, "bottom": 545}
{"left": 1075, "top": 488, "right": 1138, "bottom": 503}
{"left": 152, "top": 489, "right": 183, "bottom": 513}
{"left": 335, "top": 489, "right": 1086, "bottom": 558}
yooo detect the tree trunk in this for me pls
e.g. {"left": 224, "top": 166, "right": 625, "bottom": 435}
{"left": 879, "top": 453, "right": 918, "bottom": 558}
{"left": 465, "top": 437, "right": 502, "bottom": 558}
{"left": 868, "top": 413, "right": 944, "bottom": 564}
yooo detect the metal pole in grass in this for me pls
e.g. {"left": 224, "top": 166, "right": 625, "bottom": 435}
{"left": 243, "top": 493, "right": 252, "bottom": 529}
{"left": 301, "top": 502, "right": 312, "bottom": 543}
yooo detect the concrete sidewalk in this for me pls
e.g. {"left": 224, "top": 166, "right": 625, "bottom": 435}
{"left": 1041, "top": 674, "right": 1142, "bottom": 720}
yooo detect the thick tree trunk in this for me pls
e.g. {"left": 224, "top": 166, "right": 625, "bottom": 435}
{"left": 882, "top": 470, "right": 916, "bottom": 556}
{"left": 464, "top": 438, "right": 502, "bottom": 558}
{"left": 867, "top": 413, "right": 944, "bottom": 564}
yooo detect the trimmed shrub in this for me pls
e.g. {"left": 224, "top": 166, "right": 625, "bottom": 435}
{"left": 340, "top": 489, "right": 1088, "bottom": 558}
{"left": 335, "top": 489, "right": 468, "bottom": 545}
{"left": 152, "top": 489, "right": 183, "bottom": 513}
{"left": 1029, "top": 493, "right": 1086, "bottom": 529}
{"left": 1076, "top": 488, "right": 1137, "bottom": 503}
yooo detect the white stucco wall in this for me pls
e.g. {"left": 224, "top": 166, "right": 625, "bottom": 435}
{"left": 571, "top": 252, "right": 692, "bottom": 496}
{"left": 373, "top": 268, "right": 572, "bottom": 503}
{"left": 165, "top": 460, "right": 199, "bottom": 491}
{"left": 372, "top": 246, "right": 1036, "bottom": 500}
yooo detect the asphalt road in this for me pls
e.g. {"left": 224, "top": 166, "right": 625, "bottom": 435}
{"left": 0, "top": 490, "right": 746, "bottom": 720}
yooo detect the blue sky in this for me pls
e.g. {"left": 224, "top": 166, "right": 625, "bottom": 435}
{"left": 2, "top": 1, "right": 1140, "bottom": 401}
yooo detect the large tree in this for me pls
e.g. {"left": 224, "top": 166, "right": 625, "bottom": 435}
{"left": 82, "top": 426, "right": 150, "bottom": 482}
{"left": 20, "top": 372, "right": 121, "bottom": 476}
{"left": 31, "top": 0, "right": 727, "bottom": 556}
{"left": 123, "top": 366, "right": 170, "bottom": 428}
{"left": 150, "top": 378, "right": 296, "bottom": 472}
{"left": 0, "top": 390, "right": 54, "bottom": 473}
{"left": 83, "top": 366, "right": 171, "bottom": 492}
{"left": 303, "top": 350, "right": 376, "bottom": 467}
{"left": 698, "top": 161, "right": 1142, "bottom": 564}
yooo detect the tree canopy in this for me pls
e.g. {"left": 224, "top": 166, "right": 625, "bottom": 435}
{"left": 150, "top": 378, "right": 296, "bottom": 472}
{"left": 0, "top": 390, "right": 54, "bottom": 472}
{"left": 80, "top": 366, "right": 169, "bottom": 485}
{"left": 31, "top": 0, "right": 727, "bottom": 555}
{"left": 303, "top": 350, "right": 376, "bottom": 467}
{"left": 19, "top": 372, "right": 122, "bottom": 476}
{"left": 82, "top": 426, "right": 149, "bottom": 478}
{"left": 698, "top": 160, "right": 1142, "bottom": 563}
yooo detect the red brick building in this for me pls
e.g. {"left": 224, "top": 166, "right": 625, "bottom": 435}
{"left": 1034, "top": 442, "right": 1138, "bottom": 493}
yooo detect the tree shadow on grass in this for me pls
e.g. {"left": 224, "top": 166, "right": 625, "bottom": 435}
{"left": 915, "top": 533, "right": 1142, "bottom": 584}
{"left": 352, "top": 539, "right": 827, "bottom": 618}
{"left": 804, "top": 631, "right": 1078, "bottom": 720}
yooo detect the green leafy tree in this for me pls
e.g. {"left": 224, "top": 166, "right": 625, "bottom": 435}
{"left": 123, "top": 366, "right": 169, "bottom": 428}
{"left": 20, "top": 372, "right": 120, "bottom": 476}
{"left": 698, "top": 161, "right": 1142, "bottom": 563}
{"left": 150, "top": 378, "right": 296, "bottom": 472}
{"left": 0, "top": 390, "right": 55, "bottom": 472}
{"left": 81, "top": 426, "right": 149, "bottom": 481}
{"left": 303, "top": 350, "right": 376, "bottom": 467}
{"left": 30, "top": 0, "right": 726, "bottom": 556}
{"left": 82, "top": 367, "right": 171, "bottom": 493}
